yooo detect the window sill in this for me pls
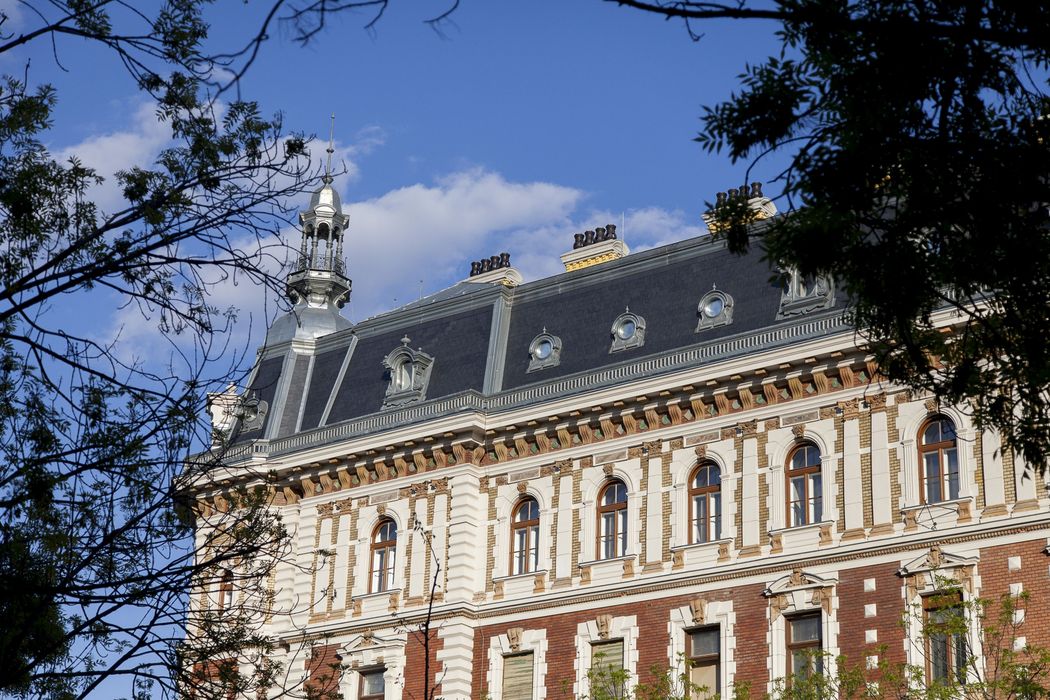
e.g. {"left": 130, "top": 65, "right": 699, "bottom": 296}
{"left": 670, "top": 537, "right": 732, "bottom": 553}
{"left": 355, "top": 587, "right": 403, "bottom": 601}
{"left": 902, "top": 496, "right": 974, "bottom": 529}
{"left": 578, "top": 554, "right": 636, "bottom": 569}
{"left": 768, "top": 520, "right": 834, "bottom": 537}
{"left": 493, "top": 569, "right": 549, "bottom": 583}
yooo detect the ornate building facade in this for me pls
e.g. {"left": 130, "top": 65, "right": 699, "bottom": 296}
{"left": 196, "top": 175, "right": 1050, "bottom": 700}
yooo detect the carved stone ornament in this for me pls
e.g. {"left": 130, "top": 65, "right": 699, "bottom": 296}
{"left": 739, "top": 420, "right": 758, "bottom": 436}
{"left": 376, "top": 504, "right": 386, "bottom": 516}
{"left": 516, "top": 481, "right": 528, "bottom": 494}
{"left": 361, "top": 629, "right": 376, "bottom": 647}
{"left": 603, "top": 464, "right": 614, "bottom": 477}
{"left": 791, "top": 424, "right": 806, "bottom": 438}
{"left": 596, "top": 614, "right": 612, "bottom": 640}
{"left": 507, "top": 627, "right": 524, "bottom": 652}
{"left": 789, "top": 568, "right": 809, "bottom": 587}
{"left": 690, "top": 597, "right": 708, "bottom": 625}
{"left": 924, "top": 398, "right": 939, "bottom": 413}
{"left": 694, "top": 446, "right": 707, "bottom": 459}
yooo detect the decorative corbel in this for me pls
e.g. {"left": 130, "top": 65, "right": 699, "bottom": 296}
{"left": 689, "top": 597, "right": 708, "bottom": 625}
{"left": 596, "top": 614, "right": 612, "bottom": 640}
{"left": 507, "top": 627, "right": 524, "bottom": 652}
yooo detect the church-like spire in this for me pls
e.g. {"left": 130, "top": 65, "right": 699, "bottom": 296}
{"left": 287, "top": 115, "right": 351, "bottom": 311}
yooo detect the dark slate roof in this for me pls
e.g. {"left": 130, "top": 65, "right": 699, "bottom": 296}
{"left": 233, "top": 230, "right": 842, "bottom": 444}
{"left": 500, "top": 242, "right": 780, "bottom": 390}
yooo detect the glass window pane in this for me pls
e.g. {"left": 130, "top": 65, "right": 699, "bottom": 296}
{"left": 695, "top": 496, "right": 708, "bottom": 543}
{"left": 503, "top": 653, "right": 534, "bottom": 700}
{"left": 925, "top": 453, "right": 942, "bottom": 502}
{"left": 361, "top": 670, "right": 385, "bottom": 695}
{"left": 711, "top": 493, "right": 721, "bottom": 540}
{"left": 690, "top": 662, "right": 718, "bottom": 697}
{"left": 945, "top": 448, "right": 959, "bottom": 500}
{"left": 810, "top": 474, "right": 822, "bottom": 523}
{"left": 791, "top": 615, "right": 821, "bottom": 643}
{"left": 690, "top": 628, "right": 719, "bottom": 656}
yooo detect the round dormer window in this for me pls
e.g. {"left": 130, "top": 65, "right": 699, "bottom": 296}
{"left": 527, "top": 331, "right": 562, "bottom": 372}
{"left": 615, "top": 318, "right": 637, "bottom": 340}
{"left": 703, "top": 295, "right": 725, "bottom": 318}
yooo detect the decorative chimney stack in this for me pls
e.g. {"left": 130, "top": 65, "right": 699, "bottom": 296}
{"left": 464, "top": 251, "right": 523, "bottom": 286}
{"left": 560, "top": 224, "right": 628, "bottom": 272}
{"left": 287, "top": 117, "right": 352, "bottom": 311}
{"left": 701, "top": 181, "right": 777, "bottom": 233}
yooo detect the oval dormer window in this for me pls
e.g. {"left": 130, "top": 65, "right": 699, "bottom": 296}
{"left": 609, "top": 310, "right": 645, "bottom": 353}
{"left": 696, "top": 289, "right": 734, "bottom": 332}
{"left": 527, "top": 331, "right": 562, "bottom": 372}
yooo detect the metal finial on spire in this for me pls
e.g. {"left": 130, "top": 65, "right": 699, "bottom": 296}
{"left": 324, "top": 113, "right": 335, "bottom": 184}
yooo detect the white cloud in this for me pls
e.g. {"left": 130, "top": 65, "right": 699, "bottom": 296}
{"left": 342, "top": 168, "right": 584, "bottom": 319}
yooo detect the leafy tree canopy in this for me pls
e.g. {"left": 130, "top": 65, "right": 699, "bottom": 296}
{"left": 613, "top": 0, "right": 1050, "bottom": 472}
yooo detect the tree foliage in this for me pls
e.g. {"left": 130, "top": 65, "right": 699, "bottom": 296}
{"left": 0, "top": 0, "right": 349, "bottom": 697}
{"left": 612, "top": 0, "right": 1050, "bottom": 472}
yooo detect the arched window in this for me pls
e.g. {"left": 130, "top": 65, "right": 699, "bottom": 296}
{"left": 597, "top": 480, "right": 628, "bottom": 559}
{"left": 919, "top": 416, "right": 959, "bottom": 504}
{"left": 511, "top": 497, "right": 540, "bottom": 575}
{"left": 369, "top": 519, "right": 397, "bottom": 593}
{"left": 690, "top": 462, "right": 722, "bottom": 543}
{"left": 787, "top": 443, "right": 822, "bottom": 527}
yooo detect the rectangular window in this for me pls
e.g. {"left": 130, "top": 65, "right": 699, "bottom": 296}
{"left": 360, "top": 668, "right": 385, "bottom": 700}
{"left": 218, "top": 569, "right": 234, "bottom": 612}
{"left": 503, "top": 652, "right": 535, "bottom": 700}
{"left": 787, "top": 613, "right": 823, "bottom": 681}
{"left": 924, "top": 593, "right": 968, "bottom": 685}
{"left": 590, "top": 640, "right": 625, "bottom": 699}
{"left": 686, "top": 626, "right": 720, "bottom": 698}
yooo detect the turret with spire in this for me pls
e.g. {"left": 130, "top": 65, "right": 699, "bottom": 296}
{"left": 268, "top": 117, "right": 354, "bottom": 344}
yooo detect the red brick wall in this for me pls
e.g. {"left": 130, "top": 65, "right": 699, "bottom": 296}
{"left": 979, "top": 538, "right": 1050, "bottom": 654}
{"left": 471, "top": 583, "right": 769, "bottom": 698}
{"left": 836, "top": 560, "right": 907, "bottom": 679}
{"left": 404, "top": 627, "right": 444, "bottom": 700}
{"left": 306, "top": 643, "right": 341, "bottom": 700}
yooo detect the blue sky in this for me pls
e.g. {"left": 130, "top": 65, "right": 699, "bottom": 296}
{"left": 7, "top": 0, "right": 788, "bottom": 360}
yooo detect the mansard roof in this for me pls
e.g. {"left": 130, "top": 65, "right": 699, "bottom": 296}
{"left": 230, "top": 227, "right": 845, "bottom": 446}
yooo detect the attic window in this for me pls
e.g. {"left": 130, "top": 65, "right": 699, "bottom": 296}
{"left": 696, "top": 289, "right": 734, "bottom": 332}
{"left": 776, "top": 268, "right": 835, "bottom": 319}
{"left": 381, "top": 336, "right": 434, "bottom": 409}
{"left": 527, "top": 331, "right": 562, "bottom": 373}
{"left": 610, "top": 309, "right": 645, "bottom": 353}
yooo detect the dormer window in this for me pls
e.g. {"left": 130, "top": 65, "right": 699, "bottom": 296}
{"left": 776, "top": 268, "right": 835, "bottom": 319}
{"left": 527, "top": 330, "right": 562, "bottom": 372}
{"left": 381, "top": 336, "right": 434, "bottom": 409}
{"left": 609, "top": 310, "right": 646, "bottom": 353}
{"left": 696, "top": 289, "right": 734, "bottom": 331}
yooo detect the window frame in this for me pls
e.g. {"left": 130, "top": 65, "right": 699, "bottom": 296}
{"left": 369, "top": 518, "right": 397, "bottom": 594}
{"left": 786, "top": 611, "right": 823, "bottom": 684}
{"left": 689, "top": 462, "right": 722, "bottom": 544}
{"left": 596, "top": 480, "right": 628, "bottom": 560}
{"left": 359, "top": 667, "right": 386, "bottom": 700}
{"left": 918, "top": 416, "right": 960, "bottom": 505}
{"left": 510, "top": 497, "right": 540, "bottom": 576}
{"left": 685, "top": 625, "right": 720, "bottom": 698}
{"left": 785, "top": 443, "right": 823, "bottom": 528}
{"left": 923, "top": 591, "right": 968, "bottom": 686}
